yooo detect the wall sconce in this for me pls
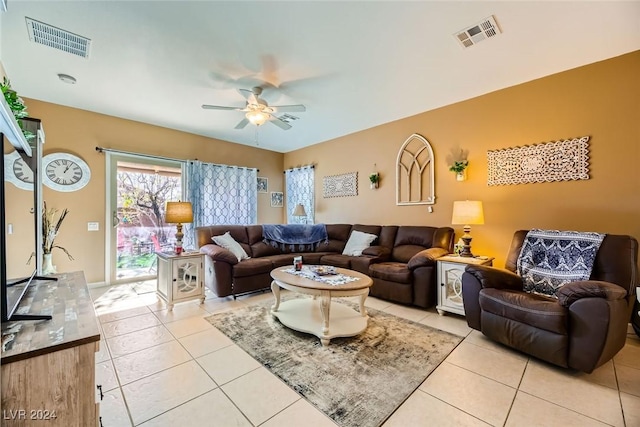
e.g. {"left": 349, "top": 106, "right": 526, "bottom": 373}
{"left": 449, "top": 160, "right": 469, "bottom": 181}
{"left": 369, "top": 172, "right": 380, "bottom": 189}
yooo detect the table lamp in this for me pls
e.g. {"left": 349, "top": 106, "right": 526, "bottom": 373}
{"left": 292, "top": 203, "right": 307, "bottom": 224}
{"left": 165, "top": 201, "right": 193, "bottom": 254}
{"left": 451, "top": 200, "right": 484, "bottom": 257}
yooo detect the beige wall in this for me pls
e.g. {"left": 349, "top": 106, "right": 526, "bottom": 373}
{"left": 5, "top": 102, "right": 284, "bottom": 283}
{"left": 284, "top": 51, "right": 640, "bottom": 269}
{"left": 5, "top": 51, "right": 639, "bottom": 283}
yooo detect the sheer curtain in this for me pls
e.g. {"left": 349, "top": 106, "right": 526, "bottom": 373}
{"left": 184, "top": 161, "right": 257, "bottom": 247}
{"left": 285, "top": 166, "right": 315, "bottom": 224}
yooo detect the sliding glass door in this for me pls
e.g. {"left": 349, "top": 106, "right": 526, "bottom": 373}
{"left": 106, "top": 153, "right": 184, "bottom": 285}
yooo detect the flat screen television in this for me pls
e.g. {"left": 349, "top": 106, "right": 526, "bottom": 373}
{"left": 1, "top": 118, "right": 54, "bottom": 322}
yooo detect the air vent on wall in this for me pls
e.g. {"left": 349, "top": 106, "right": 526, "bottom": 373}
{"left": 25, "top": 17, "right": 91, "bottom": 58}
{"left": 454, "top": 15, "right": 501, "bottom": 49}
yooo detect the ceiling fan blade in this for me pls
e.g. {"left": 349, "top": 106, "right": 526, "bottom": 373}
{"left": 269, "top": 116, "right": 292, "bottom": 130}
{"left": 239, "top": 88, "right": 259, "bottom": 105}
{"left": 272, "top": 104, "right": 306, "bottom": 113}
{"left": 234, "top": 118, "right": 249, "bottom": 129}
{"left": 202, "top": 104, "right": 242, "bottom": 111}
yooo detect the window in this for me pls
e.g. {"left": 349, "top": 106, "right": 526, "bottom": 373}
{"left": 285, "top": 166, "right": 315, "bottom": 224}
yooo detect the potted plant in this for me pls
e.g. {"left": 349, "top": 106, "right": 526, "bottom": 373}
{"left": 1, "top": 77, "right": 35, "bottom": 140}
{"left": 369, "top": 172, "right": 380, "bottom": 189}
{"left": 449, "top": 160, "right": 469, "bottom": 181}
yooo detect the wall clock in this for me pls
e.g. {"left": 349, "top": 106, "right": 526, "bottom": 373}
{"left": 4, "top": 150, "right": 34, "bottom": 191}
{"left": 42, "top": 152, "right": 91, "bottom": 192}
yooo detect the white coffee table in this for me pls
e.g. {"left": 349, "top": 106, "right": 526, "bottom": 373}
{"left": 270, "top": 266, "right": 373, "bottom": 346}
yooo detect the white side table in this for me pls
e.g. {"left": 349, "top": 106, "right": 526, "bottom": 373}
{"left": 156, "top": 251, "right": 205, "bottom": 310}
{"left": 436, "top": 255, "right": 494, "bottom": 316}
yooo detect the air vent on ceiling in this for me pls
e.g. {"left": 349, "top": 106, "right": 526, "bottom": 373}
{"left": 25, "top": 17, "right": 91, "bottom": 58}
{"left": 454, "top": 15, "right": 501, "bottom": 49}
{"left": 279, "top": 114, "right": 300, "bottom": 123}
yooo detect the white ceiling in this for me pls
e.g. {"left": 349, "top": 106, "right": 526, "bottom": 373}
{"left": 1, "top": 1, "right": 639, "bottom": 153}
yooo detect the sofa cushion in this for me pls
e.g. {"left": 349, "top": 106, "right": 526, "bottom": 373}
{"left": 315, "top": 224, "right": 352, "bottom": 253}
{"left": 392, "top": 245, "right": 427, "bottom": 263}
{"left": 479, "top": 288, "right": 568, "bottom": 335}
{"left": 262, "top": 254, "right": 296, "bottom": 268}
{"left": 321, "top": 254, "right": 352, "bottom": 268}
{"left": 342, "top": 230, "right": 378, "bottom": 256}
{"left": 369, "top": 262, "right": 412, "bottom": 284}
{"left": 352, "top": 224, "right": 382, "bottom": 241}
{"left": 212, "top": 232, "right": 250, "bottom": 262}
{"left": 233, "top": 258, "right": 274, "bottom": 278}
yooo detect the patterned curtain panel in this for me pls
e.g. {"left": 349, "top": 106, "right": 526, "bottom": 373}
{"left": 285, "top": 166, "right": 315, "bottom": 224}
{"left": 184, "top": 160, "right": 257, "bottom": 248}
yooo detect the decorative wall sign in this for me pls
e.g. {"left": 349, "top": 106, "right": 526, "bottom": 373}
{"left": 487, "top": 136, "right": 590, "bottom": 186}
{"left": 257, "top": 177, "right": 268, "bottom": 193}
{"left": 270, "top": 191, "right": 284, "bottom": 207}
{"left": 396, "top": 133, "right": 435, "bottom": 205}
{"left": 323, "top": 172, "right": 358, "bottom": 198}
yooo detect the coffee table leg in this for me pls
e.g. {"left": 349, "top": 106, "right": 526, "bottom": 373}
{"left": 320, "top": 290, "right": 331, "bottom": 346}
{"left": 271, "top": 281, "right": 281, "bottom": 312}
{"left": 359, "top": 292, "right": 368, "bottom": 317}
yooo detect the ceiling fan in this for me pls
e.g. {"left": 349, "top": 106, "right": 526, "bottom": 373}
{"left": 202, "top": 87, "right": 306, "bottom": 130}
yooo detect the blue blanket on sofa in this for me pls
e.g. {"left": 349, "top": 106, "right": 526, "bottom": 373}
{"left": 517, "top": 229, "right": 605, "bottom": 298}
{"left": 262, "top": 224, "right": 328, "bottom": 251}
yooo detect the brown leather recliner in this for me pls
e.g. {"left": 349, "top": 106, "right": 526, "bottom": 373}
{"left": 462, "top": 230, "right": 638, "bottom": 373}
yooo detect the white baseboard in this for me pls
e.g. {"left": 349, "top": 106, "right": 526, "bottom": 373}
{"left": 88, "top": 281, "right": 109, "bottom": 289}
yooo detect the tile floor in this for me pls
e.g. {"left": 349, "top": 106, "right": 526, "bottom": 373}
{"left": 90, "top": 283, "right": 640, "bottom": 426}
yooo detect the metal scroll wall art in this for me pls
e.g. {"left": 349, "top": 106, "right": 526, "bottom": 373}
{"left": 396, "top": 133, "right": 435, "bottom": 205}
{"left": 487, "top": 136, "right": 590, "bottom": 186}
{"left": 323, "top": 171, "right": 358, "bottom": 198}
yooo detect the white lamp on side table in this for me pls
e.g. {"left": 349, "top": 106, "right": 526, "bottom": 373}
{"left": 165, "top": 201, "right": 193, "bottom": 254}
{"left": 293, "top": 203, "right": 307, "bottom": 224}
{"left": 451, "top": 200, "right": 484, "bottom": 258}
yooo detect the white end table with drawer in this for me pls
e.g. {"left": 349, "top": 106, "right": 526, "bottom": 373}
{"left": 156, "top": 251, "right": 205, "bottom": 310}
{"left": 436, "top": 255, "right": 494, "bottom": 316}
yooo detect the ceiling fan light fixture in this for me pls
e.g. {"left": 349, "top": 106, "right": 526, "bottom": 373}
{"left": 246, "top": 110, "right": 269, "bottom": 126}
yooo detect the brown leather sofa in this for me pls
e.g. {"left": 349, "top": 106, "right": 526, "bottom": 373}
{"left": 462, "top": 230, "right": 638, "bottom": 373}
{"left": 196, "top": 224, "right": 454, "bottom": 308}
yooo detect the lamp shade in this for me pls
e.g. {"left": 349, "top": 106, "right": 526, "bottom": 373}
{"left": 292, "top": 204, "right": 307, "bottom": 217}
{"left": 451, "top": 201, "right": 484, "bottom": 225}
{"left": 165, "top": 201, "right": 193, "bottom": 224}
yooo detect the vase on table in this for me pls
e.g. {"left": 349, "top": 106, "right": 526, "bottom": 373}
{"left": 42, "top": 253, "right": 57, "bottom": 275}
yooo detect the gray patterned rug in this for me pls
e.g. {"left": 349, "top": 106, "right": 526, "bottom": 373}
{"left": 205, "top": 297, "right": 463, "bottom": 427}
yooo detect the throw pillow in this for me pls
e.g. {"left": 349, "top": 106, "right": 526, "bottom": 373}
{"left": 212, "top": 232, "right": 250, "bottom": 262}
{"left": 342, "top": 230, "right": 378, "bottom": 256}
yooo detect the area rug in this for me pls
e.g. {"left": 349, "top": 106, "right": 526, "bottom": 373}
{"left": 205, "top": 297, "right": 463, "bottom": 427}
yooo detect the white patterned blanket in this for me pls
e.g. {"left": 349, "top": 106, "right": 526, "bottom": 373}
{"left": 517, "top": 229, "right": 605, "bottom": 297}
{"left": 281, "top": 266, "right": 359, "bottom": 286}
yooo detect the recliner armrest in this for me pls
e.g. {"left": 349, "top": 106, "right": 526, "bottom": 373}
{"left": 362, "top": 245, "right": 391, "bottom": 260}
{"left": 464, "top": 265, "right": 523, "bottom": 291}
{"left": 556, "top": 280, "right": 628, "bottom": 307}
{"left": 200, "top": 244, "right": 239, "bottom": 265}
{"left": 407, "top": 247, "right": 449, "bottom": 270}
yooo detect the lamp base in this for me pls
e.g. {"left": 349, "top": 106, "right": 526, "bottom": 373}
{"left": 459, "top": 236, "right": 474, "bottom": 257}
{"left": 175, "top": 223, "right": 184, "bottom": 255}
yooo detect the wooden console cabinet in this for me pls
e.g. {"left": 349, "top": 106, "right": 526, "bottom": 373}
{"left": 1, "top": 271, "right": 101, "bottom": 426}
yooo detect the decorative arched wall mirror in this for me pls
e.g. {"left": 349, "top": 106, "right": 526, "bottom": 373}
{"left": 396, "top": 133, "right": 435, "bottom": 205}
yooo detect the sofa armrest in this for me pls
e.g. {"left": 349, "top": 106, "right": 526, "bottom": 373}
{"left": 362, "top": 245, "right": 391, "bottom": 260}
{"left": 557, "top": 280, "right": 628, "bottom": 307}
{"left": 407, "top": 247, "right": 449, "bottom": 270}
{"left": 200, "top": 244, "right": 239, "bottom": 265}
{"left": 464, "top": 265, "right": 524, "bottom": 291}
